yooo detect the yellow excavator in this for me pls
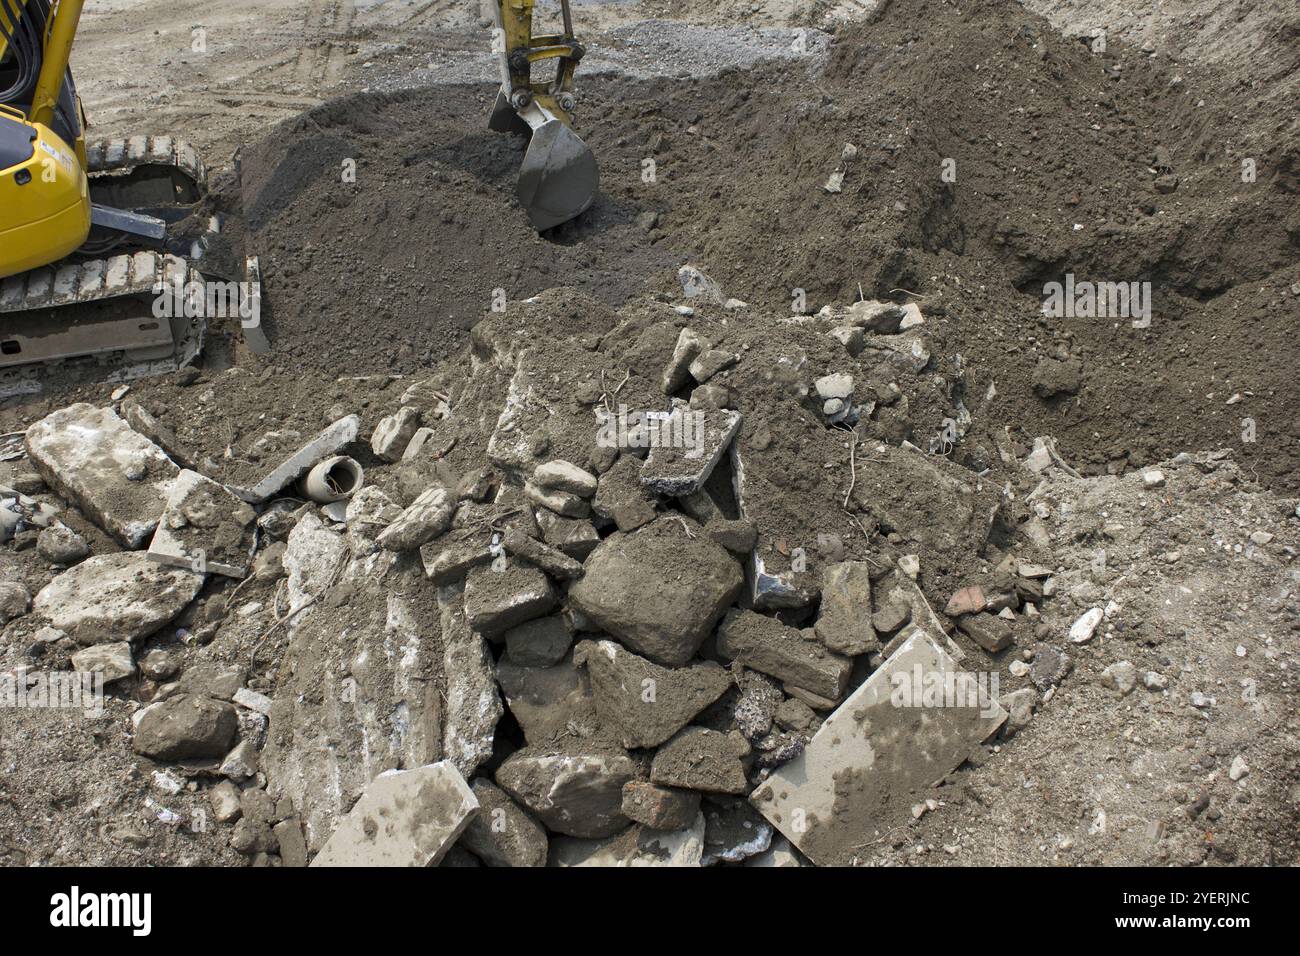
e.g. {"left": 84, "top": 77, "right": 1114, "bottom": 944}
{"left": 0, "top": 0, "right": 597, "bottom": 393}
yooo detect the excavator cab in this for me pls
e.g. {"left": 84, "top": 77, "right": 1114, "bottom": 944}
{"left": 490, "top": 0, "right": 599, "bottom": 231}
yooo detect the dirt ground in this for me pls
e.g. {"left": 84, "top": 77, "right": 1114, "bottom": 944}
{"left": 1, "top": 0, "right": 1296, "bottom": 867}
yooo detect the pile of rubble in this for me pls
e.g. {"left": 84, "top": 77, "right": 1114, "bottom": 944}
{"left": 1, "top": 272, "right": 1146, "bottom": 867}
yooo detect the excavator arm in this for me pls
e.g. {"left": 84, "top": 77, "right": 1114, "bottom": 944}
{"left": 488, "top": 0, "right": 599, "bottom": 231}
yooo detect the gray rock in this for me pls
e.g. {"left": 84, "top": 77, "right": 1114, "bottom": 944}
{"left": 496, "top": 748, "right": 640, "bottom": 838}
{"left": 311, "top": 763, "right": 478, "bottom": 867}
{"left": 574, "top": 638, "right": 732, "bottom": 748}
{"left": 463, "top": 560, "right": 557, "bottom": 636}
{"left": 132, "top": 694, "right": 239, "bottom": 761}
{"left": 662, "top": 326, "right": 706, "bottom": 394}
{"left": 567, "top": 518, "right": 743, "bottom": 666}
{"left": 549, "top": 812, "right": 705, "bottom": 867}
{"left": 1100, "top": 660, "right": 1138, "bottom": 696}
{"left": 438, "top": 586, "right": 504, "bottom": 778}
{"left": 813, "top": 373, "right": 854, "bottom": 401}
{"left": 717, "top": 609, "right": 853, "bottom": 700}
{"left": 621, "top": 780, "right": 701, "bottom": 830}
{"left": 371, "top": 406, "right": 422, "bottom": 462}
{"left": 814, "top": 561, "right": 878, "bottom": 656}
{"left": 459, "top": 779, "right": 549, "bottom": 867}
{"left": 70, "top": 642, "right": 135, "bottom": 684}
{"left": 592, "top": 455, "right": 657, "bottom": 531}
{"left": 33, "top": 552, "right": 204, "bottom": 645}
{"left": 532, "top": 460, "right": 598, "bottom": 498}
{"left": 376, "top": 486, "right": 455, "bottom": 552}
{"left": 501, "top": 528, "right": 585, "bottom": 581}
{"left": 651, "top": 727, "right": 750, "bottom": 795}
{"left": 0, "top": 581, "right": 30, "bottom": 625}
{"left": 504, "top": 615, "right": 573, "bottom": 668}
{"left": 36, "top": 524, "right": 90, "bottom": 565}
{"left": 209, "top": 780, "right": 242, "bottom": 823}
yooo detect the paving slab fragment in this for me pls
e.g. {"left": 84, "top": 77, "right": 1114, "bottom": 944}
{"left": 34, "top": 551, "right": 204, "bottom": 645}
{"left": 25, "top": 403, "right": 178, "bottom": 548}
{"left": 310, "top": 762, "right": 478, "bottom": 867}
{"left": 749, "top": 630, "right": 1006, "bottom": 866}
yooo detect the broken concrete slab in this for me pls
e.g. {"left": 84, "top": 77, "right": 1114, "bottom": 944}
{"left": 421, "top": 535, "right": 493, "bottom": 585}
{"left": 650, "top": 727, "right": 751, "bottom": 795}
{"left": 592, "top": 454, "right": 658, "bottom": 532}
{"left": 371, "top": 406, "right": 421, "bottom": 463}
{"left": 524, "top": 481, "right": 591, "bottom": 518}
{"left": 688, "top": 348, "right": 739, "bottom": 384}
{"left": 33, "top": 552, "right": 204, "bottom": 645}
{"left": 25, "top": 403, "right": 178, "bottom": 548}
{"left": 956, "top": 612, "right": 1014, "bottom": 652}
{"left": 501, "top": 527, "right": 584, "bottom": 581}
{"left": 567, "top": 517, "right": 743, "bottom": 666}
{"left": 574, "top": 638, "right": 732, "bottom": 749}
{"left": 716, "top": 610, "right": 853, "bottom": 701}
{"left": 437, "top": 585, "right": 503, "bottom": 778}
{"left": 310, "top": 762, "right": 478, "bottom": 867}
{"left": 814, "top": 561, "right": 879, "bottom": 656}
{"left": 462, "top": 560, "right": 557, "bottom": 636}
{"left": 458, "top": 779, "right": 549, "bottom": 867}
{"left": 232, "top": 415, "right": 360, "bottom": 504}
{"left": 639, "top": 408, "right": 742, "bottom": 497}
{"left": 749, "top": 630, "right": 1006, "bottom": 866}
{"left": 496, "top": 747, "right": 640, "bottom": 838}
{"left": 147, "top": 469, "right": 257, "bottom": 577}
{"left": 549, "top": 812, "right": 705, "bottom": 866}
{"left": 263, "top": 511, "right": 442, "bottom": 854}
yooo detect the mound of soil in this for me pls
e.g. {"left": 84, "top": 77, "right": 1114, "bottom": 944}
{"left": 235, "top": 0, "right": 1297, "bottom": 494}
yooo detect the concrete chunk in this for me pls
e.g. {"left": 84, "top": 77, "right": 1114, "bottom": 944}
{"left": 459, "top": 779, "right": 549, "bottom": 867}
{"left": 371, "top": 406, "right": 422, "bottom": 462}
{"left": 310, "top": 762, "right": 478, "bottom": 867}
{"left": 662, "top": 326, "right": 705, "bottom": 393}
{"left": 651, "top": 727, "right": 750, "bottom": 794}
{"left": 532, "top": 460, "right": 598, "bottom": 498}
{"left": 549, "top": 812, "right": 705, "bottom": 867}
{"left": 639, "top": 408, "right": 742, "bottom": 497}
{"left": 814, "top": 561, "right": 879, "bottom": 656}
{"left": 70, "top": 642, "right": 135, "bottom": 684}
{"left": 34, "top": 552, "right": 204, "bottom": 645}
{"left": 463, "top": 561, "right": 557, "bottom": 636}
{"left": 25, "top": 403, "right": 178, "bottom": 548}
{"left": 750, "top": 631, "right": 1006, "bottom": 866}
{"left": 147, "top": 469, "right": 257, "bottom": 577}
{"left": 574, "top": 638, "right": 732, "bottom": 748}
{"left": 496, "top": 748, "right": 639, "bottom": 838}
{"left": 567, "top": 518, "right": 743, "bottom": 666}
{"left": 377, "top": 486, "right": 454, "bottom": 552}
{"left": 716, "top": 609, "right": 853, "bottom": 700}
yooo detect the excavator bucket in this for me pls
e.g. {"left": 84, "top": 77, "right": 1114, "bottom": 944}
{"left": 512, "top": 99, "right": 599, "bottom": 231}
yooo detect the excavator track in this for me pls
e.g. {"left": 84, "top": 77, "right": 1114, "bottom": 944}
{"left": 85, "top": 135, "right": 207, "bottom": 208}
{"left": 0, "top": 252, "right": 206, "bottom": 399}
{"left": 0, "top": 138, "right": 213, "bottom": 398}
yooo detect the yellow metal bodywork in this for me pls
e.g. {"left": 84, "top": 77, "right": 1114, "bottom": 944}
{"left": 0, "top": 110, "right": 91, "bottom": 279}
{"left": 0, "top": 0, "right": 92, "bottom": 278}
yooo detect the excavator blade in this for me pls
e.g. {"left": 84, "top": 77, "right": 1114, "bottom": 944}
{"left": 514, "top": 100, "right": 599, "bottom": 231}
